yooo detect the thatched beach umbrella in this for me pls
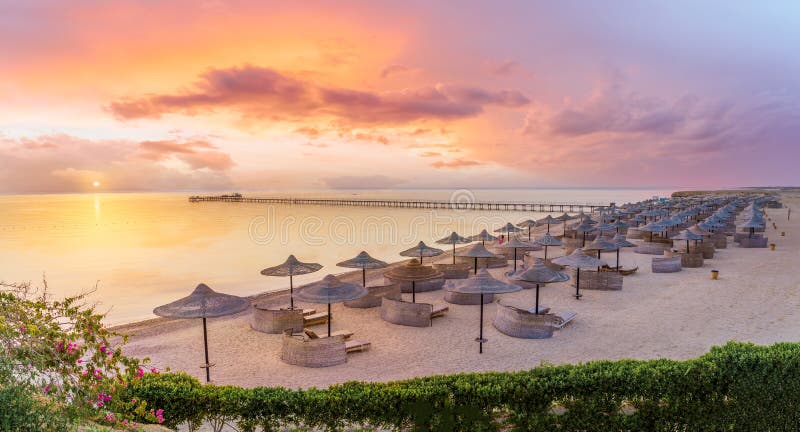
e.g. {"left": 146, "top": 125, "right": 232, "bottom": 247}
{"left": 582, "top": 237, "right": 619, "bottom": 271}
{"left": 469, "top": 229, "right": 498, "bottom": 245}
{"left": 400, "top": 241, "right": 444, "bottom": 264}
{"left": 538, "top": 215, "right": 559, "bottom": 233}
{"left": 153, "top": 284, "right": 249, "bottom": 382}
{"left": 611, "top": 234, "right": 636, "bottom": 270}
{"left": 260, "top": 255, "right": 322, "bottom": 310}
{"left": 739, "top": 215, "right": 765, "bottom": 238}
{"left": 671, "top": 229, "right": 705, "bottom": 254}
{"left": 534, "top": 232, "right": 563, "bottom": 260}
{"left": 456, "top": 243, "right": 501, "bottom": 274}
{"left": 507, "top": 258, "right": 569, "bottom": 315}
{"left": 555, "top": 212, "right": 573, "bottom": 232}
{"left": 444, "top": 269, "right": 521, "bottom": 353}
{"left": 613, "top": 220, "right": 629, "bottom": 233}
{"left": 383, "top": 259, "right": 444, "bottom": 303}
{"left": 573, "top": 221, "right": 598, "bottom": 247}
{"left": 336, "top": 251, "right": 388, "bottom": 287}
{"left": 435, "top": 232, "right": 473, "bottom": 264}
{"left": 494, "top": 222, "right": 523, "bottom": 242}
{"left": 553, "top": 249, "right": 606, "bottom": 300}
{"left": 500, "top": 237, "right": 540, "bottom": 272}
{"left": 639, "top": 221, "right": 666, "bottom": 242}
{"left": 294, "top": 274, "right": 368, "bottom": 337}
{"left": 517, "top": 219, "right": 538, "bottom": 240}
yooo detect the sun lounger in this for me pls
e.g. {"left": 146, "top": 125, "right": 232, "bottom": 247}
{"left": 525, "top": 305, "right": 551, "bottom": 314}
{"left": 303, "top": 312, "right": 329, "bottom": 326}
{"left": 345, "top": 340, "right": 371, "bottom": 353}
{"left": 551, "top": 310, "right": 577, "bottom": 329}
{"left": 303, "top": 329, "right": 353, "bottom": 340}
{"left": 431, "top": 305, "right": 449, "bottom": 318}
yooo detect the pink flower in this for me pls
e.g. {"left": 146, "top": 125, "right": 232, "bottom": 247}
{"left": 105, "top": 413, "right": 115, "bottom": 422}
{"left": 76, "top": 359, "right": 83, "bottom": 364}
{"left": 136, "top": 368, "right": 144, "bottom": 378}
{"left": 149, "top": 367, "right": 159, "bottom": 374}
{"left": 43, "top": 385, "right": 50, "bottom": 393}
{"left": 19, "top": 326, "right": 26, "bottom": 333}
{"left": 131, "top": 398, "right": 137, "bottom": 404}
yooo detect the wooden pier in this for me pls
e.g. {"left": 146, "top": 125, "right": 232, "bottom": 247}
{"left": 188, "top": 194, "right": 609, "bottom": 213}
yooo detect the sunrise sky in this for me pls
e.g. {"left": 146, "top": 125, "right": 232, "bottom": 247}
{"left": 1, "top": 0, "right": 798, "bottom": 194}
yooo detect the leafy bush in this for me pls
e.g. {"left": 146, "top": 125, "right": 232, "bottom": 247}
{"left": 0, "top": 280, "right": 163, "bottom": 430}
{"left": 125, "top": 341, "right": 800, "bottom": 431}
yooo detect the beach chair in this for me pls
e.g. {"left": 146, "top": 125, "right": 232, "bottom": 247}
{"left": 345, "top": 340, "right": 371, "bottom": 353}
{"left": 431, "top": 305, "right": 449, "bottom": 318}
{"left": 303, "top": 329, "right": 353, "bottom": 340}
{"left": 551, "top": 311, "right": 577, "bottom": 329}
{"left": 303, "top": 312, "right": 329, "bottom": 327}
{"left": 525, "top": 305, "right": 551, "bottom": 315}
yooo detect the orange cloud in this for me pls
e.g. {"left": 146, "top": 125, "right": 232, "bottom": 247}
{"left": 430, "top": 158, "right": 483, "bottom": 169}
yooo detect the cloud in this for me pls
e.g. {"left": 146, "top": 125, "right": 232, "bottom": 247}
{"left": 0, "top": 134, "right": 235, "bottom": 193}
{"left": 418, "top": 151, "right": 441, "bottom": 157}
{"left": 323, "top": 174, "right": 405, "bottom": 189}
{"left": 430, "top": 158, "right": 482, "bottom": 169}
{"left": 491, "top": 60, "right": 521, "bottom": 76}
{"left": 380, "top": 64, "right": 412, "bottom": 78}
{"left": 107, "top": 65, "right": 529, "bottom": 126}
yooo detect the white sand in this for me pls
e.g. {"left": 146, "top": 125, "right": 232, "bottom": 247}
{"left": 117, "top": 193, "right": 800, "bottom": 389}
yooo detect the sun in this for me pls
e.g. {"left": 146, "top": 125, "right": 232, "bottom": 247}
{"left": 92, "top": 181, "right": 101, "bottom": 188}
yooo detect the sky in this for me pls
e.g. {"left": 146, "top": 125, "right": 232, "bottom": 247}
{"left": 1, "top": 0, "right": 799, "bottom": 194}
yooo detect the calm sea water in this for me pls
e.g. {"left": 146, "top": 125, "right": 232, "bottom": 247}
{"left": 0, "top": 189, "right": 672, "bottom": 324}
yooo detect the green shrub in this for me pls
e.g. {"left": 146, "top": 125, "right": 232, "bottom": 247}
{"left": 124, "top": 341, "right": 800, "bottom": 431}
{"left": 0, "top": 379, "right": 73, "bottom": 432}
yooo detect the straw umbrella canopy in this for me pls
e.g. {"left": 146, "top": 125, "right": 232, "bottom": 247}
{"left": 399, "top": 241, "right": 444, "bottom": 264}
{"left": 552, "top": 249, "right": 606, "bottom": 299}
{"left": 153, "top": 284, "right": 250, "bottom": 382}
{"left": 260, "top": 255, "right": 323, "bottom": 310}
{"left": 534, "top": 232, "right": 563, "bottom": 260}
{"left": 456, "top": 243, "right": 501, "bottom": 274}
{"left": 688, "top": 223, "right": 712, "bottom": 237}
{"left": 671, "top": 230, "right": 704, "bottom": 254}
{"left": 582, "top": 237, "right": 619, "bottom": 271}
{"left": 739, "top": 215, "right": 765, "bottom": 238}
{"left": 573, "top": 221, "right": 598, "bottom": 247}
{"left": 494, "top": 222, "right": 523, "bottom": 242}
{"left": 383, "top": 259, "right": 444, "bottom": 303}
{"left": 507, "top": 258, "right": 569, "bottom": 315}
{"left": 639, "top": 221, "right": 666, "bottom": 242}
{"left": 444, "top": 269, "right": 521, "bottom": 354}
{"left": 613, "top": 220, "right": 629, "bottom": 233}
{"left": 435, "top": 232, "right": 473, "bottom": 264}
{"left": 336, "top": 251, "right": 388, "bottom": 287}
{"left": 611, "top": 234, "right": 636, "bottom": 270}
{"left": 469, "top": 229, "right": 498, "bottom": 245}
{"left": 517, "top": 219, "right": 538, "bottom": 240}
{"left": 500, "top": 237, "right": 540, "bottom": 272}
{"left": 294, "top": 274, "right": 368, "bottom": 337}
{"left": 538, "top": 215, "right": 559, "bottom": 233}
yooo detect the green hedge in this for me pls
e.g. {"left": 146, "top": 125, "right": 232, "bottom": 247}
{"left": 120, "top": 341, "right": 800, "bottom": 431}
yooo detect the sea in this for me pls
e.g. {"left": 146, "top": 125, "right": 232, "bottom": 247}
{"left": 0, "top": 188, "right": 673, "bottom": 324}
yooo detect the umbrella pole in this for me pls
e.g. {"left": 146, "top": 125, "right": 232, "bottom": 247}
{"left": 362, "top": 268, "right": 366, "bottom": 287}
{"left": 474, "top": 257, "right": 478, "bottom": 274}
{"left": 597, "top": 251, "right": 601, "bottom": 272}
{"left": 478, "top": 294, "right": 485, "bottom": 354}
{"left": 544, "top": 245, "right": 548, "bottom": 261}
{"left": 453, "top": 243, "right": 456, "bottom": 264}
{"left": 582, "top": 232, "right": 586, "bottom": 247}
{"left": 412, "top": 281, "right": 416, "bottom": 303}
{"left": 327, "top": 303, "right": 331, "bottom": 337}
{"left": 575, "top": 269, "right": 582, "bottom": 300}
{"left": 513, "top": 248, "right": 518, "bottom": 272}
{"left": 528, "top": 226, "right": 531, "bottom": 241}
{"left": 547, "top": 223, "right": 550, "bottom": 234}
{"left": 535, "top": 284, "right": 540, "bottom": 315}
{"left": 289, "top": 275, "right": 294, "bottom": 310}
{"left": 616, "top": 249, "right": 620, "bottom": 272}
{"left": 202, "top": 317, "right": 210, "bottom": 383}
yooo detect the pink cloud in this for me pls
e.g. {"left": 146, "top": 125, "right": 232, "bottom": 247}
{"left": 380, "top": 64, "right": 411, "bottom": 78}
{"left": 0, "top": 134, "right": 235, "bottom": 193}
{"left": 107, "top": 65, "right": 529, "bottom": 125}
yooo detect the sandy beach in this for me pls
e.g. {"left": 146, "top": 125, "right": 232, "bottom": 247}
{"left": 116, "top": 192, "right": 799, "bottom": 389}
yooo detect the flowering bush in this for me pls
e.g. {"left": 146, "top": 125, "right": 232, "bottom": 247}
{"left": 0, "top": 280, "right": 165, "bottom": 429}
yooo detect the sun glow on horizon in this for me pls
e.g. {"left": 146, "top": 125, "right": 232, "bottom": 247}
{"left": 92, "top": 181, "right": 101, "bottom": 188}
